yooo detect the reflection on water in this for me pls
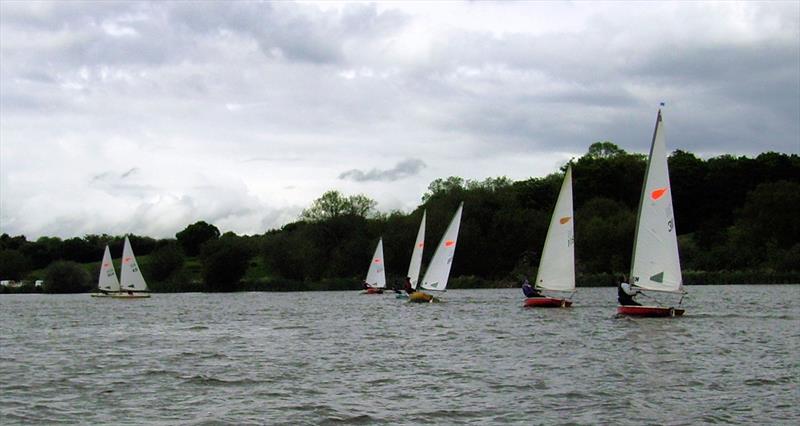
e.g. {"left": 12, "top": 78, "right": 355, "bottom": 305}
{"left": 1, "top": 286, "right": 798, "bottom": 424}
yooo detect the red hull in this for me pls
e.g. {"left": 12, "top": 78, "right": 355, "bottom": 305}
{"left": 362, "top": 288, "right": 384, "bottom": 294}
{"left": 523, "top": 297, "right": 572, "bottom": 308}
{"left": 617, "top": 305, "right": 684, "bottom": 317}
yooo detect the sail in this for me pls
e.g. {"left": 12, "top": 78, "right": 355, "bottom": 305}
{"left": 365, "top": 238, "right": 386, "bottom": 288}
{"left": 120, "top": 236, "right": 149, "bottom": 292}
{"left": 420, "top": 202, "right": 464, "bottom": 291}
{"left": 98, "top": 245, "right": 120, "bottom": 292}
{"left": 407, "top": 211, "right": 426, "bottom": 289}
{"left": 535, "top": 166, "right": 575, "bottom": 292}
{"left": 630, "top": 110, "right": 683, "bottom": 293}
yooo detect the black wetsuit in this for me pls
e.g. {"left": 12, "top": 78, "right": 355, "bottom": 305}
{"left": 617, "top": 283, "right": 641, "bottom": 306}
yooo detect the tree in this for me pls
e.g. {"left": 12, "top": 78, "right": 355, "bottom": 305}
{"left": 43, "top": 261, "right": 91, "bottom": 293}
{"left": 0, "top": 250, "right": 31, "bottom": 280}
{"left": 586, "top": 141, "right": 625, "bottom": 159}
{"left": 176, "top": 221, "right": 220, "bottom": 256}
{"left": 200, "top": 238, "right": 251, "bottom": 291}
{"left": 300, "top": 190, "right": 377, "bottom": 221}
{"left": 147, "top": 242, "right": 185, "bottom": 282}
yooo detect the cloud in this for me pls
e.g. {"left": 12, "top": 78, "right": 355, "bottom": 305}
{"left": 339, "top": 159, "right": 427, "bottom": 182}
{"left": 0, "top": 1, "right": 797, "bottom": 239}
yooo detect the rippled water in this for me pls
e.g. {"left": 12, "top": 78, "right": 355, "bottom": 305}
{"left": 1, "top": 285, "right": 798, "bottom": 425}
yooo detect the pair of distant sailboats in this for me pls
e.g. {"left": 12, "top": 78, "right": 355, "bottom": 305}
{"left": 91, "top": 236, "right": 150, "bottom": 298}
{"left": 526, "top": 109, "right": 685, "bottom": 316}
{"left": 364, "top": 203, "right": 464, "bottom": 303}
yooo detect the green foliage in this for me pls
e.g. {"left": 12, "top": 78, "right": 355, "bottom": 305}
{"left": 586, "top": 141, "right": 626, "bottom": 159}
{"left": 176, "top": 221, "right": 220, "bottom": 256}
{"left": 200, "top": 237, "right": 252, "bottom": 292}
{"left": 299, "top": 190, "right": 377, "bottom": 221}
{"left": 43, "top": 261, "right": 91, "bottom": 293}
{"left": 0, "top": 249, "right": 31, "bottom": 280}
{"left": 147, "top": 242, "right": 185, "bottom": 282}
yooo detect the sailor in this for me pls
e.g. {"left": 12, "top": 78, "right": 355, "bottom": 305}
{"left": 403, "top": 276, "right": 415, "bottom": 294}
{"left": 522, "top": 278, "right": 542, "bottom": 298}
{"left": 617, "top": 275, "right": 641, "bottom": 306}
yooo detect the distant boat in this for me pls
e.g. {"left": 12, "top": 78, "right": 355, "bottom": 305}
{"left": 90, "top": 245, "right": 120, "bottom": 297}
{"left": 111, "top": 237, "right": 151, "bottom": 299}
{"left": 362, "top": 238, "right": 386, "bottom": 294}
{"left": 397, "top": 211, "right": 426, "bottom": 299}
{"left": 410, "top": 203, "right": 463, "bottom": 303}
{"left": 618, "top": 109, "right": 685, "bottom": 317}
{"left": 525, "top": 166, "right": 575, "bottom": 308}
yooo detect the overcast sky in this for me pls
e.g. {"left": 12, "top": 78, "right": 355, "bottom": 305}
{"left": 1, "top": 1, "right": 798, "bottom": 239}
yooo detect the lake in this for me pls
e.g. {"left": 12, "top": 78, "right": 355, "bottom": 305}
{"left": 1, "top": 285, "right": 797, "bottom": 425}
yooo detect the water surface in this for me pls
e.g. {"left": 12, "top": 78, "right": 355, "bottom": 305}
{"left": 1, "top": 285, "right": 797, "bottom": 424}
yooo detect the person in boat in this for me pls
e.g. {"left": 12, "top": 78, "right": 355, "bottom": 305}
{"left": 522, "top": 278, "right": 543, "bottom": 298}
{"left": 617, "top": 275, "right": 641, "bottom": 306}
{"left": 362, "top": 280, "right": 372, "bottom": 290}
{"left": 392, "top": 279, "right": 402, "bottom": 294}
{"left": 403, "top": 276, "right": 415, "bottom": 295}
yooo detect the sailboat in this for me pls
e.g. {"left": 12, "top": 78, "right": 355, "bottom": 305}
{"left": 618, "top": 109, "right": 685, "bottom": 317}
{"left": 397, "top": 210, "right": 426, "bottom": 299}
{"left": 409, "top": 202, "right": 464, "bottom": 303}
{"left": 90, "top": 245, "right": 121, "bottom": 297}
{"left": 524, "top": 166, "right": 575, "bottom": 308}
{"left": 362, "top": 238, "right": 386, "bottom": 294}
{"left": 111, "top": 236, "right": 151, "bottom": 299}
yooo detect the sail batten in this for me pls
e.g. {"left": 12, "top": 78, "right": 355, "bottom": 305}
{"left": 535, "top": 166, "right": 575, "bottom": 292}
{"left": 630, "top": 110, "right": 683, "bottom": 293}
{"left": 420, "top": 203, "right": 464, "bottom": 292}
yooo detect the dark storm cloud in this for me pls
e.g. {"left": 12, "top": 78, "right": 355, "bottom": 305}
{"left": 339, "top": 158, "right": 427, "bottom": 182}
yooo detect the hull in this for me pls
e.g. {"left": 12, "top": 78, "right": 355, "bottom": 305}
{"left": 523, "top": 297, "right": 572, "bottom": 308}
{"left": 108, "top": 292, "right": 151, "bottom": 299}
{"left": 361, "top": 288, "right": 384, "bottom": 294}
{"left": 617, "top": 305, "right": 684, "bottom": 317}
{"left": 408, "top": 291, "right": 439, "bottom": 303}
{"left": 90, "top": 293, "right": 112, "bottom": 298}
{"left": 396, "top": 293, "right": 409, "bottom": 299}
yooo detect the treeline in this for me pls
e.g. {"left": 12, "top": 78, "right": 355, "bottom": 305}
{"left": 1, "top": 143, "right": 798, "bottom": 293}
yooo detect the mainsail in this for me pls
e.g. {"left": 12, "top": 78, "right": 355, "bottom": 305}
{"left": 407, "top": 211, "right": 426, "bottom": 289}
{"left": 365, "top": 238, "right": 386, "bottom": 288}
{"left": 630, "top": 110, "right": 683, "bottom": 293}
{"left": 420, "top": 203, "right": 464, "bottom": 291}
{"left": 98, "top": 245, "right": 120, "bottom": 293}
{"left": 120, "top": 236, "right": 149, "bottom": 292}
{"left": 535, "top": 166, "right": 575, "bottom": 292}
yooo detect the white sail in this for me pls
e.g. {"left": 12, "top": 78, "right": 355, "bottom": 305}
{"left": 120, "top": 236, "right": 149, "bottom": 292}
{"left": 365, "top": 238, "right": 386, "bottom": 288}
{"left": 407, "top": 210, "right": 426, "bottom": 289}
{"left": 535, "top": 166, "right": 575, "bottom": 292}
{"left": 98, "top": 245, "right": 120, "bottom": 292}
{"left": 630, "top": 110, "right": 683, "bottom": 293}
{"left": 420, "top": 202, "right": 464, "bottom": 291}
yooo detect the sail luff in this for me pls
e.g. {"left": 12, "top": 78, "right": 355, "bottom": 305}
{"left": 407, "top": 211, "right": 426, "bottom": 289}
{"left": 420, "top": 202, "right": 464, "bottom": 292}
{"left": 534, "top": 166, "right": 575, "bottom": 292}
{"left": 365, "top": 238, "right": 386, "bottom": 288}
{"left": 630, "top": 110, "right": 683, "bottom": 293}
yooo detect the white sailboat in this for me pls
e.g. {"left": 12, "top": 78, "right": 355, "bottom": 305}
{"left": 410, "top": 202, "right": 464, "bottom": 303}
{"left": 619, "top": 109, "right": 685, "bottom": 317}
{"left": 112, "top": 236, "right": 151, "bottom": 298}
{"left": 362, "top": 238, "right": 386, "bottom": 294}
{"left": 90, "top": 245, "right": 121, "bottom": 297}
{"left": 525, "top": 166, "right": 575, "bottom": 308}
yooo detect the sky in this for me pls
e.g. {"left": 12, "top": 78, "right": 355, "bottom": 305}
{"left": 1, "top": 1, "right": 798, "bottom": 239}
